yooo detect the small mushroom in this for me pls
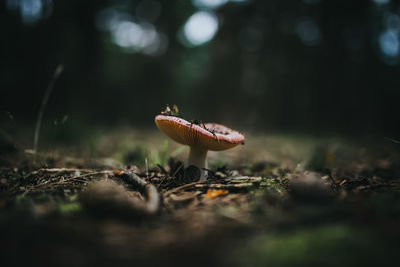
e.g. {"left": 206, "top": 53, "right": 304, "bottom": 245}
{"left": 155, "top": 115, "right": 245, "bottom": 180}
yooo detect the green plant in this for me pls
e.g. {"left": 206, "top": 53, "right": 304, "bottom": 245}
{"left": 58, "top": 202, "right": 81, "bottom": 214}
{"left": 152, "top": 139, "right": 169, "bottom": 166}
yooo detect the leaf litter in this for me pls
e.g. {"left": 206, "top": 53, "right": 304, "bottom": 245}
{"left": 1, "top": 133, "right": 400, "bottom": 266}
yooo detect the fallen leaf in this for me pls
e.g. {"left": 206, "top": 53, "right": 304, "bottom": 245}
{"left": 114, "top": 170, "right": 124, "bottom": 175}
{"left": 204, "top": 189, "right": 229, "bottom": 198}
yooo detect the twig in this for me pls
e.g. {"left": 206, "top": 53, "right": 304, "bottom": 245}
{"left": 33, "top": 64, "right": 64, "bottom": 154}
{"left": 156, "top": 175, "right": 168, "bottom": 188}
{"left": 24, "top": 170, "right": 111, "bottom": 191}
{"left": 353, "top": 183, "right": 400, "bottom": 192}
{"left": 26, "top": 180, "right": 86, "bottom": 189}
{"left": 26, "top": 168, "right": 98, "bottom": 178}
{"left": 194, "top": 183, "right": 254, "bottom": 189}
{"left": 171, "top": 162, "right": 184, "bottom": 178}
{"left": 157, "top": 162, "right": 184, "bottom": 188}
{"left": 163, "top": 181, "right": 206, "bottom": 198}
{"left": 115, "top": 171, "right": 160, "bottom": 214}
{"left": 224, "top": 176, "right": 263, "bottom": 182}
{"left": 326, "top": 169, "right": 339, "bottom": 190}
{"left": 156, "top": 164, "right": 168, "bottom": 175}
{"left": 28, "top": 168, "right": 91, "bottom": 174}
{"left": 69, "top": 170, "right": 113, "bottom": 180}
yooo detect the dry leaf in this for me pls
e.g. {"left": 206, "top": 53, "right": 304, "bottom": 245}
{"left": 204, "top": 189, "right": 229, "bottom": 198}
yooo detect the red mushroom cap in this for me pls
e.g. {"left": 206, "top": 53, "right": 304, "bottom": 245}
{"left": 154, "top": 115, "right": 244, "bottom": 151}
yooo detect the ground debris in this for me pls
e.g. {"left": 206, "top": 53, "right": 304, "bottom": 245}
{"left": 1, "top": 133, "right": 400, "bottom": 267}
{"left": 195, "top": 182, "right": 255, "bottom": 189}
{"left": 204, "top": 189, "right": 229, "bottom": 198}
{"left": 81, "top": 178, "right": 158, "bottom": 218}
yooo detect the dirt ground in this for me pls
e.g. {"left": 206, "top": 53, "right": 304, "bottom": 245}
{"left": 1, "top": 130, "right": 400, "bottom": 267}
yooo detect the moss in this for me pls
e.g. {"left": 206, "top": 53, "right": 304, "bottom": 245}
{"left": 237, "top": 225, "right": 396, "bottom": 267}
{"left": 58, "top": 202, "right": 82, "bottom": 214}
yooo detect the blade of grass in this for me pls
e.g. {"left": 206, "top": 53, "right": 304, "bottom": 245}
{"left": 171, "top": 145, "right": 188, "bottom": 157}
{"left": 384, "top": 136, "right": 400, "bottom": 144}
{"left": 33, "top": 64, "right": 64, "bottom": 154}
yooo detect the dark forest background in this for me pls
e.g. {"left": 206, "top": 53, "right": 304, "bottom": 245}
{"left": 1, "top": 0, "right": 400, "bottom": 141}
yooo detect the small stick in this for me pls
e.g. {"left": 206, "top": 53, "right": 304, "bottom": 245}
{"left": 26, "top": 168, "right": 97, "bottom": 177}
{"left": 194, "top": 183, "right": 254, "bottom": 189}
{"left": 33, "top": 64, "right": 64, "bottom": 154}
{"left": 171, "top": 162, "right": 184, "bottom": 178}
{"left": 157, "top": 163, "right": 183, "bottom": 188}
{"left": 68, "top": 171, "right": 113, "bottom": 180}
{"left": 115, "top": 171, "right": 159, "bottom": 214}
{"left": 157, "top": 162, "right": 184, "bottom": 188}
{"left": 224, "top": 176, "right": 263, "bottom": 182}
{"left": 156, "top": 164, "right": 168, "bottom": 175}
{"left": 163, "top": 181, "right": 206, "bottom": 198}
{"left": 327, "top": 169, "right": 339, "bottom": 190}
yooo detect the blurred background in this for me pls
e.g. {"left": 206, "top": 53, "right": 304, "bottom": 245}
{"left": 1, "top": 0, "right": 400, "bottom": 143}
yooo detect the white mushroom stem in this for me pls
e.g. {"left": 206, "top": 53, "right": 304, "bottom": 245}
{"left": 188, "top": 148, "right": 208, "bottom": 180}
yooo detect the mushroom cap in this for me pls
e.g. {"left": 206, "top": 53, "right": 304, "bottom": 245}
{"left": 155, "top": 115, "right": 245, "bottom": 151}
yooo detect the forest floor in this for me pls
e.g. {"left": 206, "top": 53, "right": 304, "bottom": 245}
{"left": 1, "top": 129, "right": 400, "bottom": 267}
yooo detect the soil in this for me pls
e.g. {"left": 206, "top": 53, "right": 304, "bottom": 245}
{"left": 0, "top": 131, "right": 400, "bottom": 267}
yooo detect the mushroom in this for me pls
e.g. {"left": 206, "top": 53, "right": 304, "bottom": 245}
{"left": 154, "top": 115, "right": 245, "bottom": 180}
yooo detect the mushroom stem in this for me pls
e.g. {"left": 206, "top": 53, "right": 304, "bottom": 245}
{"left": 188, "top": 148, "right": 208, "bottom": 180}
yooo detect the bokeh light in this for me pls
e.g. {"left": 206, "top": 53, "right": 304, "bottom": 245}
{"left": 373, "top": 0, "right": 390, "bottom": 5}
{"left": 379, "top": 30, "right": 400, "bottom": 60}
{"left": 6, "top": 0, "right": 53, "bottom": 24}
{"left": 295, "top": 17, "right": 321, "bottom": 46}
{"left": 3, "top": 0, "right": 400, "bottom": 136}
{"left": 192, "top": 0, "right": 229, "bottom": 9}
{"left": 95, "top": 7, "right": 168, "bottom": 56}
{"left": 181, "top": 11, "right": 219, "bottom": 47}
